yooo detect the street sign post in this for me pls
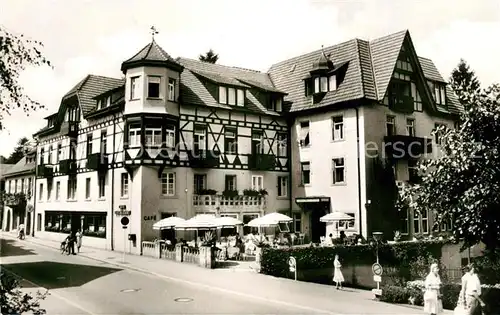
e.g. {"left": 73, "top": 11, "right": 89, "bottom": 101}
{"left": 371, "top": 262, "right": 383, "bottom": 297}
{"left": 289, "top": 256, "right": 297, "bottom": 281}
{"left": 120, "top": 217, "right": 129, "bottom": 263}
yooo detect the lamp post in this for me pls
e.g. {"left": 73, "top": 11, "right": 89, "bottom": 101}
{"left": 373, "top": 232, "right": 383, "bottom": 263}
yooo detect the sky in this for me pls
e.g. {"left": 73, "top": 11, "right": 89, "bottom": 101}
{"left": 0, "top": 0, "right": 499, "bottom": 157}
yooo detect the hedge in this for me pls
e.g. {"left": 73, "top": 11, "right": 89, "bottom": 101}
{"left": 260, "top": 240, "right": 447, "bottom": 280}
{"left": 381, "top": 283, "right": 500, "bottom": 313}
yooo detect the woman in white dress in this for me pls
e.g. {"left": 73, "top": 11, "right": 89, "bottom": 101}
{"left": 333, "top": 254, "right": 344, "bottom": 290}
{"left": 424, "top": 263, "right": 443, "bottom": 315}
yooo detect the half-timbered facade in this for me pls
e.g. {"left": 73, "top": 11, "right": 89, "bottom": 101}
{"left": 30, "top": 29, "right": 460, "bottom": 251}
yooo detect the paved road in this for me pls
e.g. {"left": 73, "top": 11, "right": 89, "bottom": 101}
{"left": 1, "top": 237, "right": 325, "bottom": 315}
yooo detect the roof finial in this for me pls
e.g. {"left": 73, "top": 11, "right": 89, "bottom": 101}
{"left": 150, "top": 25, "right": 159, "bottom": 40}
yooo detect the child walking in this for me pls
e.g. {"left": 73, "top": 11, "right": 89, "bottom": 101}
{"left": 333, "top": 254, "right": 344, "bottom": 289}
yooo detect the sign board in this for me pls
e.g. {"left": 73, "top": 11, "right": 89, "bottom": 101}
{"left": 115, "top": 210, "right": 132, "bottom": 216}
{"left": 372, "top": 288, "right": 382, "bottom": 296}
{"left": 372, "top": 263, "right": 383, "bottom": 276}
{"left": 373, "top": 275, "right": 382, "bottom": 283}
{"left": 121, "top": 216, "right": 130, "bottom": 226}
{"left": 288, "top": 257, "right": 296, "bottom": 270}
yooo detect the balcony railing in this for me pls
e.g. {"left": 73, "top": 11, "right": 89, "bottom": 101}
{"left": 60, "top": 121, "right": 79, "bottom": 137}
{"left": 37, "top": 165, "right": 54, "bottom": 178}
{"left": 248, "top": 154, "right": 276, "bottom": 171}
{"left": 192, "top": 195, "right": 266, "bottom": 213}
{"left": 59, "top": 159, "right": 77, "bottom": 175}
{"left": 188, "top": 150, "right": 220, "bottom": 168}
{"left": 1, "top": 192, "right": 28, "bottom": 207}
{"left": 389, "top": 95, "right": 414, "bottom": 114}
{"left": 384, "top": 134, "right": 432, "bottom": 159}
{"left": 87, "top": 153, "right": 108, "bottom": 171}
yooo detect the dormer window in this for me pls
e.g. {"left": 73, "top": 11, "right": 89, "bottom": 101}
{"left": 130, "top": 76, "right": 141, "bottom": 100}
{"left": 66, "top": 107, "right": 80, "bottom": 122}
{"left": 434, "top": 84, "right": 446, "bottom": 105}
{"left": 219, "top": 86, "right": 245, "bottom": 106}
{"left": 310, "top": 75, "right": 337, "bottom": 95}
{"left": 147, "top": 76, "right": 161, "bottom": 98}
{"left": 268, "top": 97, "right": 283, "bottom": 112}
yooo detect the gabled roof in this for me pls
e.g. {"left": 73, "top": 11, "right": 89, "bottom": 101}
{"left": 2, "top": 157, "right": 34, "bottom": 178}
{"left": 0, "top": 163, "right": 14, "bottom": 179}
{"left": 63, "top": 75, "right": 124, "bottom": 116}
{"left": 268, "top": 29, "right": 462, "bottom": 115}
{"left": 177, "top": 58, "right": 281, "bottom": 116}
{"left": 121, "top": 39, "right": 183, "bottom": 73}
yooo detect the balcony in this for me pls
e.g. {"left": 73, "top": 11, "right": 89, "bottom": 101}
{"left": 384, "top": 135, "right": 432, "bottom": 159}
{"left": 2, "top": 192, "right": 28, "bottom": 208}
{"left": 188, "top": 150, "right": 220, "bottom": 168}
{"left": 389, "top": 95, "right": 414, "bottom": 114}
{"left": 192, "top": 194, "right": 266, "bottom": 214}
{"left": 59, "top": 159, "right": 77, "bottom": 175}
{"left": 37, "top": 165, "right": 53, "bottom": 178}
{"left": 60, "top": 121, "right": 79, "bottom": 137}
{"left": 86, "top": 153, "right": 108, "bottom": 171}
{"left": 248, "top": 154, "right": 276, "bottom": 171}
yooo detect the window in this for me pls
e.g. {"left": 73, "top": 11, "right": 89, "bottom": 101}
{"left": 39, "top": 183, "right": 43, "bottom": 201}
{"left": 434, "top": 123, "right": 446, "bottom": 145}
{"left": 145, "top": 127, "right": 162, "bottom": 147}
{"left": 314, "top": 77, "right": 320, "bottom": 93}
{"left": 128, "top": 124, "right": 141, "bottom": 147}
{"left": 66, "top": 106, "right": 80, "bottom": 122}
{"left": 320, "top": 77, "right": 328, "bottom": 92}
{"left": 27, "top": 178, "right": 32, "bottom": 195}
{"left": 161, "top": 172, "right": 176, "bottom": 196}
{"left": 193, "top": 126, "right": 206, "bottom": 151}
{"left": 329, "top": 75, "right": 337, "bottom": 91}
{"left": 21, "top": 179, "right": 24, "bottom": 193}
{"left": 55, "top": 182, "right": 60, "bottom": 201}
{"left": 299, "top": 121, "right": 310, "bottom": 146}
{"left": 219, "top": 86, "right": 227, "bottom": 104}
{"left": 421, "top": 209, "right": 429, "bottom": 234}
{"left": 277, "top": 176, "right": 288, "bottom": 197}
{"left": 86, "top": 133, "right": 93, "bottom": 156}
{"left": 332, "top": 158, "right": 345, "bottom": 184}
{"left": 67, "top": 176, "right": 77, "bottom": 200}
{"left": 40, "top": 148, "right": 45, "bottom": 165}
{"left": 401, "top": 209, "right": 409, "bottom": 234}
{"left": 251, "top": 175, "right": 264, "bottom": 191}
{"left": 48, "top": 145, "right": 53, "bottom": 164}
{"left": 277, "top": 133, "right": 287, "bottom": 157}
{"left": 225, "top": 175, "right": 237, "bottom": 191}
{"left": 386, "top": 116, "right": 396, "bottom": 136}
{"left": 293, "top": 213, "right": 301, "bottom": 232}
{"left": 224, "top": 128, "right": 237, "bottom": 154}
{"left": 237, "top": 89, "right": 245, "bottom": 106}
{"left": 98, "top": 175, "right": 105, "bottom": 198}
{"left": 166, "top": 125, "right": 175, "bottom": 148}
{"left": 396, "top": 58, "right": 412, "bottom": 72}
{"left": 434, "top": 84, "right": 446, "bottom": 105}
{"left": 101, "top": 130, "right": 107, "bottom": 154}
{"left": 413, "top": 211, "right": 420, "bottom": 234}
{"left": 69, "top": 140, "right": 76, "bottom": 160}
{"left": 251, "top": 130, "right": 264, "bottom": 154}
{"left": 130, "top": 76, "right": 140, "bottom": 99}
{"left": 193, "top": 174, "right": 206, "bottom": 194}
{"left": 57, "top": 143, "right": 62, "bottom": 162}
{"left": 47, "top": 183, "right": 52, "bottom": 200}
{"left": 332, "top": 116, "right": 344, "bottom": 140}
{"left": 406, "top": 118, "right": 415, "bottom": 137}
{"left": 408, "top": 159, "right": 419, "bottom": 183}
{"left": 121, "top": 173, "right": 129, "bottom": 197}
{"left": 147, "top": 76, "right": 161, "bottom": 98}
{"left": 269, "top": 98, "right": 283, "bottom": 111}
{"left": 411, "top": 82, "right": 423, "bottom": 111}
{"left": 85, "top": 178, "right": 91, "bottom": 200}
{"left": 168, "top": 79, "right": 176, "bottom": 101}
{"left": 243, "top": 214, "right": 259, "bottom": 235}
{"left": 301, "top": 162, "right": 310, "bottom": 185}
{"left": 228, "top": 88, "right": 236, "bottom": 105}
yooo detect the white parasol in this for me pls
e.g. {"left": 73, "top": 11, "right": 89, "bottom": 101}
{"left": 175, "top": 214, "right": 219, "bottom": 230}
{"left": 320, "top": 211, "right": 354, "bottom": 222}
{"left": 152, "top": 217, "right": 186, "bottom": 230}
{"left": 216, "top": 216, "right": 243, "bottom": 228}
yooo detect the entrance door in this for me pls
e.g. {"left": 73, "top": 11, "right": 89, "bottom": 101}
{"left": 5, "top": 211, "right": 11, "bottom": 231}
{"left": 26, "top": 213, "right": 32, "bottom": 235}
{"left": 309, "top": 202, "right": 329, "bottom": 242}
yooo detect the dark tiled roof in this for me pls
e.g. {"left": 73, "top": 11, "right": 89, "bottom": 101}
{"left": 63, "top": 75, "right": 124, "bottom": 116}
{"left": 2, "top": 157, "right": 34, "bottom": 177}
{"left": 177, "top": 58, "right": 280, "bottom": 116}
{"left": 418, "top": 57, "right": 446, "bottom": 83}
{"left": 121, "top": 39, "right": 182, "bottom": 72}
{"left": 0, "top": 164, "right": 15, "bottom": 179}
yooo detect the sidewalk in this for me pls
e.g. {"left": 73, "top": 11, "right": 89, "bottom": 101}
{"left": 1, "top": 232, "right": 452, "bottom": 315}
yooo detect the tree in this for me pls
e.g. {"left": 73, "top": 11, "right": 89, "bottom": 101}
{"left": 449, "top": 59, "right": 481, "bottom": 108}
{"left": 199, "top": 49, "right": 219, "bottom": 64}
{"left": 0, "top": 26, "right": 52, "bottom": 128}
{"left": 5, "top": 137, "right": 30, "bottom": 164}
{"left": 1, "top": 271, "right": 47, "bottom": 314}
{"left": 398, "top": 84, "right": 500, "bottom": 250}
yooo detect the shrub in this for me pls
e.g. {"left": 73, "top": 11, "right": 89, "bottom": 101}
{"left": 473, "top": 250, "right": 500, "bottom": 285}
{"left": 0, "top": 271, "right": 48, "bottom": 315}
{"left": 379, "top": 285, "right": 409, "bottom": 304}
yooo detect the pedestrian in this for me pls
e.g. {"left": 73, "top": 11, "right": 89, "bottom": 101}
{"left": 332, "top": 254, "right": 344, "bottom": 289}
{"left": 423, "top": 262, "right": 443, "bottom": 315}
{"left": 75, "top": 229, "right": 83, "bottom": 253}
{"left": 459, "top": 263, "right": 485, "bottom": 315}
{"left": 67, "top": 231, "right": 76, "bottom": 255}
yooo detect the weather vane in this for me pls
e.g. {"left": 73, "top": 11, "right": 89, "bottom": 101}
{"left": 150, "top": 26, "right": 159, "bottom": 40}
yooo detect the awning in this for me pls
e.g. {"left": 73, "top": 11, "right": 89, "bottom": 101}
{"left": 295, "top": 196, "right": 330, "bottom": 204}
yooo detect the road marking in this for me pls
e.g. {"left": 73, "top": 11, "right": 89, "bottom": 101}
{"left": 1, "top": 266, "right": 98, "bottom": 315}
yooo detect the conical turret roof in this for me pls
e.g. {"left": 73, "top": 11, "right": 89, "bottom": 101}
{"left": 121, "top": 39, "right": 183, "bottom": 73}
